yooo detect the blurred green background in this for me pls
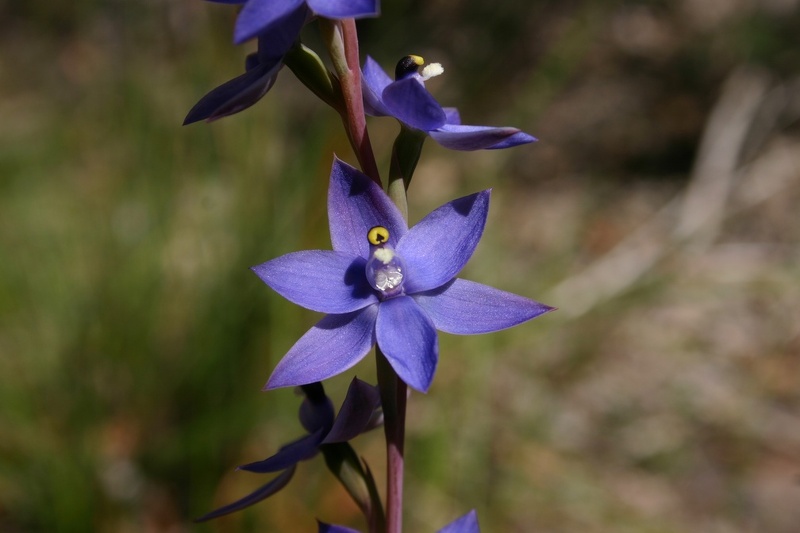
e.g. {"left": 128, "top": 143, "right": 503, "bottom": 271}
{"left": 1, "top": 1, "right": 799, "bottom": 531}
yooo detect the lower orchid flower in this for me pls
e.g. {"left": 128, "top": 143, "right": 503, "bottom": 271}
{"left": 437, "top": 510, "right": 480, "bottom": 533}
{"left": 252, "top": 158, "right": 554, "bottom": 393}
{"left": 319, "top": 508, "right": 480, "bottom": 533}
{"left": 196, "top": 378, "right": 380, "bottom": 521}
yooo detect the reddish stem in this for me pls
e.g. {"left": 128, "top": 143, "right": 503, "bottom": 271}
{"left": 337, "top": 19, "right": 381, "bottom": 186}
{"left": 376, "top": 348, "right": 407, "bottom": 533}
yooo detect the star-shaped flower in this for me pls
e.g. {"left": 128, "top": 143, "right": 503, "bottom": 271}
{"left": 196, "top": 378, "right": 380, "bottom": 521}
{"left": 252, "top": 158, "right": 553, "bottom": 393}
{"left": 361, "top": 55, "right": 536, "bottom": 150}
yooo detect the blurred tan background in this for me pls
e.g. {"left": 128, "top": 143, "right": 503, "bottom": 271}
{"left": 1, "top": 1, "right": 799, "bottom": 532}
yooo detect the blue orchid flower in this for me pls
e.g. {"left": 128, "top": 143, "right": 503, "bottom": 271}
{"left": 438, "top": 510, "right": 480, "bottom": 533}
{"left": 319, "top": 508, "right": 480, "bottom": 532}
{"left": 196, "top": 378, "right": 380, "bottom": 521}
{"left": 361, "top": 55, "right": 536, "bottom": 150}
{"left": 208, "top": 0, "right": 380, "bottom": 45}
{"left": 317, "top": 523, "right": 360, "bottom": 533}
{"left": 185, "top": 1, "right": 379, "bottom": 124}
{"left": 252, "top": 158, "right": 553, "bottom": 393}
{"left": 184, "top": 29, "right": 300, "bottom": 124}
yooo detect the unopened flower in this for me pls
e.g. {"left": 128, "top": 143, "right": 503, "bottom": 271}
{"left": 196, "top": 378, "right": 380, "bottom": 521}
{"left": 362, "top": 55, "right": 536, "bottom": 150}
{"left": 186, "top": 1, "right": 380, "bottom": 123}
{"left": 184, "top": 32, "right": 295, "bottom": 124}
{"left": 252, "top": 158, "right": 553, "bottom": 393}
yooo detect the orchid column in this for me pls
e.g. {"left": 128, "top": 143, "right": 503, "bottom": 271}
{"left": 185, "top": 2, "right": 553, "bottom": 531}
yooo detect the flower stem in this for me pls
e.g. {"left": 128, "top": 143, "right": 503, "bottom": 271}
{"left": 324, "top": 17, "right": 407, "bottom": 532}
{"left": 321, "top": 442, "right": 385, "bottom": 533}
{"left": 321, "top": 18, "right": 382, "bottom": 187}
{"left": 380, "top": 124, "right": 417, "bottom": 533}
{"left": 376, "top": 347, "right": 407, "bottom": 533}
{"left": 284, "top": 42, "right": 343, "bottom": 112}
{"left": 388, "top": 126, "right": 427, "bottom": 220}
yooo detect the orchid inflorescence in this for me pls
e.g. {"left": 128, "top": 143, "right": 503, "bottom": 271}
{"left": 185, "top": 1, "right": 553, "bottom": 531}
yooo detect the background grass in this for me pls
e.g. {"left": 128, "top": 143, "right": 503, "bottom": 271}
{"left": 1, "top": 1, "right": 799, "bottom": 532}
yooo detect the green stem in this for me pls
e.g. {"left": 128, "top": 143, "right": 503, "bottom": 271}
{"left": 284, "top": 42, "right": 343, "bottom": 112}
{"left": 388, "top": 126, "right": 427, "bottom": 219}
{"left": 321, "top": 443, "right": 385, "bottom": 533}
{"left": 389, "top": 126, "right": 427, "bottom": 189}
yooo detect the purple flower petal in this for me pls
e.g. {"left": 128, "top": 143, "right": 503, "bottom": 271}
{"left": 265, "top": 307, "right": 378, "bottom": 389}
{"left": 194, "top": 465, "right": 296, "bottom": 522}
{"left": 323, "top": 378, "right": 381, "bottom": 443}
{"left": 328, "top": 158, "right": 407, "bottom": 258}
{"left": 443, "top": 107, "right": 461, "bottom": 125}
{"left": 234, "top": 0, "right": 305, "bottom": 44}
{"left": 251, "top": 251, "right": 377, "bottom": 313}
{"left": 382, "top": 77, "right": 447, "bottom": 131}
{"left": 429, "top": 124, "right": 536, "bottom": 151}
{"left": 251, "top": 8, "right": 308, "bottom": 59}
{"left": 361, "top": 57, "right": 535, "bottom": 152}
{"left": 307, "top": 0, "right": 379, "bottom": 19}
{"left": 238, "top": 430, "right": 324, "bottom": 473}
{"left": 398, "top": 191, "right": 490, "bottom": 294}
{"left": 184, "top": 9, "right": 307, "bottom": 124}
{"left": 437, "top": 509, "right": 480, "bottom": 533}
{"left": 485, "top": 130, "right": 538, "bottom": 149}
{"left": 183, "top": 62, "right": 281, "bottom": 125}
{"left": 317, "top": 522, "right": 362, "bottom": 533}
{"left": 376, "top": 296, "right": 438, "bottom": 392}
{"left": 299, "top": 383, "right": 335, "bottom": 433}
{"left": 362, "top": 56, "right": 393, "bottom": 116}
{"left": 413, "top": 279, "right": 555, "bottom": 334}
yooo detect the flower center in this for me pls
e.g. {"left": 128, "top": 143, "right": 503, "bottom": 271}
{"left": 365, "top": 226, "right": 406, "bottom": 297}
{"left": 420, "top": 62, "right": 444, "bottom": 81}
{"left": 394, "top": 55, "right": 444, "bottom": 81}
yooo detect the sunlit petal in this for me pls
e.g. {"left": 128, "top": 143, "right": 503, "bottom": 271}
{"left": 328, "top": 158, "right": 407, "bottom": 258}
{"left": 252, "top": 251, "right": 376, "bottom": 313}
{"left": 414, "top": 279, "right": 555, "bottom": 334}
{"left": 265, "top": 307, "right": 378, "bottom": 389}
{"left": 376, "top": 296, "right": 438, "bottom": 392}
{"left": 399, "top": 191, "right": 490, "bottom": 293}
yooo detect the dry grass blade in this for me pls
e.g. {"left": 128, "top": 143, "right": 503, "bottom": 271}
{"left": 547, "top": 66, "right": 798, "bottom": 318}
